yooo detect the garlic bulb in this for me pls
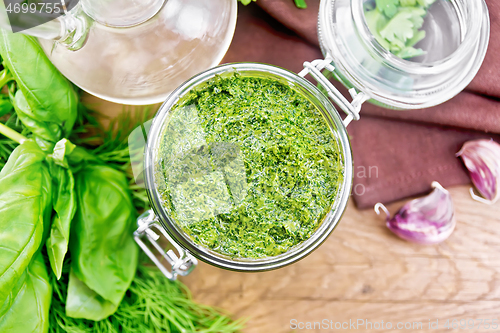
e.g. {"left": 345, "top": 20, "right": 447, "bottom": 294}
{"left": 375, "top": 182, "right": 455, "bottom": 244}
{"left": 457, "top": 139, "right": 500, "bottom": 204}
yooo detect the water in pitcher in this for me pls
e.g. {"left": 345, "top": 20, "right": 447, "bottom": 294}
{"left": 39, "top": 0, "right": 236, "bottom": 105}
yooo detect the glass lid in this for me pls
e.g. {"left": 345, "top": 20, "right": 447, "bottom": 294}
{"left": 144, "top": 63, "right": 353, "bottom": 271}
{"left": 318, "top": 0, "right": 490, "bottom": 109}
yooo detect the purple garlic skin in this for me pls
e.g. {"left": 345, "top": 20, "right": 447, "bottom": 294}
{"left": 379, "top": 182, "right": 455, "bottom": 244}
{"left": 457, "top": 139, "right": 500, "bottom": 204}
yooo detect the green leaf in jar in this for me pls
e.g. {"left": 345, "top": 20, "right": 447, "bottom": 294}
{"left": 69, "top": 164, "right": 138, "bottom": 315}
{"left": 400, "top": 7, "right": 426, "bottom": 30}
{"left": 400, "top": 0, "right": 417, "bottom": 6}
{"left": 376, "top": 0, "right": 399, "bottom": 18}
{"left": 364, "top": 8, "right": 391, "bottom": 50}
{"left": 395, "top": 45, "right": 425, "bottom": 59}
{"left": 0, "top": 252, "right": 52, "bottom": 333}
{"left": 365, "top": 0, "right": 434, "bottom": 59}
{"left": 0, "top": 140, "right": 52, "bottom": 305}
{"left": 417, "top": 0, "right": 437, "bottom": 8}
{"left": 380, "top": 10, "right": 416, "bottom": 46}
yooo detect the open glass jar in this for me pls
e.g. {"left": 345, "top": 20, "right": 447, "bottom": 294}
{"left": 134, "top": 0, "right": 490, "bottom": 279}
{"left": 318, "top": 0, "right": 490, "bottom": 109}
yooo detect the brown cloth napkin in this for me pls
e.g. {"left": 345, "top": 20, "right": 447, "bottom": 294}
{"left": 222, "top": 1, "right": 500, "bottom": 209}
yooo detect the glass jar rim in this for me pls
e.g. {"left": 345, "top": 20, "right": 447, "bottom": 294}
{"left": 144, "top": 62, "right": 353, "bottom": 271}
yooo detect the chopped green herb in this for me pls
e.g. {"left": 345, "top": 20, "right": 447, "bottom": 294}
{"left": 156, "top": 74, "right": 343, "bottom": 259}
{"left": 376, "top": 0, "right": 399, "bottom": 18}
{"left": 364, "top": 0, "right": 437, "bottom": 59}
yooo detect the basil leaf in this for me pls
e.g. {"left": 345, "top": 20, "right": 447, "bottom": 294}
{"left": 46, "top": 139, "right": 77, "bottom": 279}
{"left": 11, "top": 89, "right": 61, "bottom": 151}
{"left": 46, "top": 163, "right": 76, "bottom": 279}
{"left": 66, "top": 269, "right": 118, "bottom": 321}
{"left": 0, "top": 140, "right": 51, "bottom": 304}
{"left": 70, "top": 164, "right": 138, "bottom": 308}
{"left": 66, "top": 146, "right": 102, "bottom": 173}
{"left": 0, "top": 252, "right": 52, "bottom": 333}
{"left": 0, "top": 31, "right": 78, "bottom": 139}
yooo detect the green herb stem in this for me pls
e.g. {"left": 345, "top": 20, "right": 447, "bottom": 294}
{"left": 0, "top": 69, "right": 13, "bottom": 88}
{"left": 0, "top": 122, "right": 27, "bottom": 144}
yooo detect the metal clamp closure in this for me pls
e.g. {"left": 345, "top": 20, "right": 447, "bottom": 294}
{"left": 298, "top": 57, "right": 368, "bottom": 127}
{"left": 134, "top": 210, "right": 198, "bottom": 280}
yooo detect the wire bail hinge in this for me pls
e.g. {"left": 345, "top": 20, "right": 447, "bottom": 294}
{"left": 298, "top": 57, "right": 368, "bottom": 127}
{"left": 134, "top": 209, "right": 198, "bottom": 280}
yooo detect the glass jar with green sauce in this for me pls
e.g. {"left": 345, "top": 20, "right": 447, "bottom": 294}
{"left": 138, "top": 64, "right": 353, "bottom": 275}
{"left": 134, "top": 0, "right": 490, "bottom": 279}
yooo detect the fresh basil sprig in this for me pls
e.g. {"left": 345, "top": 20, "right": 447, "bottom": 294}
{"left": 0, "top": 32, "right": 138, "bottom": 326}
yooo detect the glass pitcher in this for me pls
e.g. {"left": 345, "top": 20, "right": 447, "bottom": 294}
{"left": 0, "top": 0, "right": 237, "bottom": 105}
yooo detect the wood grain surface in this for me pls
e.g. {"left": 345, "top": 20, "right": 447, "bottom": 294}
{"left": 88, "top": 95, "right": 500, "bottom": 332}
{"left": 182, "top": 186, "right": 500, "bottom": 333}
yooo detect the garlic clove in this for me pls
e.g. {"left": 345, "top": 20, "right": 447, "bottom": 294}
{"left": 457, "top": 139, "right": 500, "bottom": 204}
{"left": 375, "top": 182, "right": 455, "bottom": 244}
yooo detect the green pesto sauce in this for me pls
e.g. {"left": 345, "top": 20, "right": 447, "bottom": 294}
{"left": 156, "top": 74, "right": 343, "bottom": 259}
